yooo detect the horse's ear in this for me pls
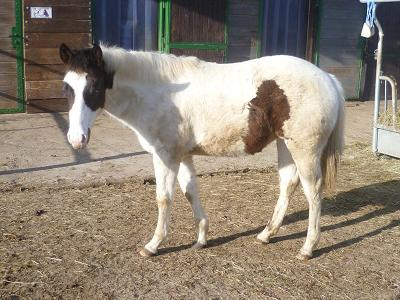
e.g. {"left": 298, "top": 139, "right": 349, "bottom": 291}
{"left": 59, "top": 43, "right": 72, "bottom": 64}
{"left": 92, "top": 44, "right": 103, "bottom": 66}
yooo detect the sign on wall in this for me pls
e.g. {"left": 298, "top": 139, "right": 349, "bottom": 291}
{"left": 30, "top": 7, "right": 52, "bottom": 19}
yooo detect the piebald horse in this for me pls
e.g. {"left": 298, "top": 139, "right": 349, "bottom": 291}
{"left": 59, "top": 44, "right": 344, "bottom": 260}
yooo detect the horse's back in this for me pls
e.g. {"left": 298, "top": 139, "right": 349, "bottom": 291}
{"left": 173, "top": 54, "right": 343, "bottom": 157}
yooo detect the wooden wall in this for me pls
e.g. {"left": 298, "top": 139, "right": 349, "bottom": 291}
{"left": 316, "top": 0, "right": 364, "bottom": 99}
{"left": 0, "top": 0, "right": 19, "bottom": 111}
{"left": 227, "top": 0, "right": 260, "bottom": 62}
{"left": 169, "top": 0, "right": 226, "bottom": 63}
{"left": 23, "top": 0, "right": 91, "bottom": 113}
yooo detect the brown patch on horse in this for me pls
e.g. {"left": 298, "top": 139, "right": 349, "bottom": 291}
{"left": 243, "top": 80, "right": 290, "bottom": 154}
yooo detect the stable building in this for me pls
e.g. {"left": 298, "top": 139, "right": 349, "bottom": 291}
{"left": 0, "top": 0, "right": 399, "bottom": 114}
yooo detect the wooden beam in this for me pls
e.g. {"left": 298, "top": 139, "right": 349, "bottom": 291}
{"left": 25, "top": 48, "right": 63, "bottom": 65}
{"left": 27, "top": 98, "right": 69, "bottom": 113}
{"left": 25, "top": 64, "right": 65, "bottom": 81}
{"left": 24, "top": 33, "right": 91, "bottom": 48}
{"left": 25, "top": 20, "right": 90, "bottom": 33}
{"left": 25, "top": 80, "right": 64, "bottom": 99}
{"left": 24, "top": 0, "right": 91, "bottom": 7}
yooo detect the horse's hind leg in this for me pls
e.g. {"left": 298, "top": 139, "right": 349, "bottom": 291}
{"left": 291, "top": 145, "right": 324, "bottom": 260}
{"left": 177, "top": 156, "right": 209, "bottom": 248}
{"left": 257, "top": 139, "right": 299, "bottom": 243}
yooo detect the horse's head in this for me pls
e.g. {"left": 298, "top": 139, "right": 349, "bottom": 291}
{"left": 59, "top": 43, "right": 113, "bottom": 149}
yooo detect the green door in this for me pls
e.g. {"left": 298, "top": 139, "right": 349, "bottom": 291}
{"left": 0, "top": 0, "right": 25, "bottom": 113}
{"left": 159, "top": 0, "right": 228, "bottom": 63}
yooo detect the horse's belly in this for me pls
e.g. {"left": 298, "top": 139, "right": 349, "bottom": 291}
{"left": 189, "top": 123, "right": 249, "bottom": 157}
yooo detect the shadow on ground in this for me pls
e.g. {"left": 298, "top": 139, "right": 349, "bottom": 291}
{"left": 0, "top": 151, "right": 148, "bottom": 176}
{"left": 159, "top": 180, "right": 400, "bottom": 256}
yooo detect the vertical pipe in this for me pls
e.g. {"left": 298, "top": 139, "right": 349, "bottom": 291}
{"left": 393, "top": 82, "right": 397, "bottom": 127}
{"left": 158, "top": 0, "right": 164, "bottom": 51}
{"left": 165, "top": 0, "right": 171, "bottom": 53}
{"left": 372, "top": 18, "right": 384, "bottom": 153}
{"left": 393, "top": 82, "right": 398, "bottom": 116}
{"left": 384, "top": 79, "right": 387, "bottom": 111}
{"left": 16, "top": 0, "right": 25, "bottom": 113}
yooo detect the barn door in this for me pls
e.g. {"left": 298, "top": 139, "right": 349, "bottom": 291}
{"left": 24, "top": 1, "right": 92, "bottom": 113}
{"left": 159, "top": 0, "right": 228, "bottom": 63}
{"left": 0, "top": 0, "right": 25, "bottom": 113}
{"left": 314, "top": 0, "right": 364, "bottom": 99}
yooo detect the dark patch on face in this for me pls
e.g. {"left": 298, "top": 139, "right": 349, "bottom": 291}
{"left": 243, "top": 80, "right": 290, "bottom": 154}
{"left": 63, "top": 82, "right": 75, "bottom": 110}
{"left": 60, "top": 44, "right": 114, "bottom": 111}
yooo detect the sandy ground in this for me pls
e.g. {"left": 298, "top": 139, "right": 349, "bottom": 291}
{"left": 0, "top": 101, "right": 373, "bottom": 189}
{"left": 1, "top": 143, "right": 399, "bottom": 299}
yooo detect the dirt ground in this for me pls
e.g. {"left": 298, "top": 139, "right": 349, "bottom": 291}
{"left": 1, "top": 142, "right": 400, "bottom": 299}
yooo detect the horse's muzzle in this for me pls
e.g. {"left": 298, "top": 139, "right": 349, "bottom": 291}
{"left": 68, "top": 128, "right": 91, "bottom": 150}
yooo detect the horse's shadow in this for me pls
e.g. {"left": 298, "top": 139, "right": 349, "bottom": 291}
{"left": 158, "top": 180, "right": 400, "bottom": 256}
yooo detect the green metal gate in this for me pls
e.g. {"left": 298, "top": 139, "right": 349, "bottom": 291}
{"left": 0, "top": 0, "right": 25, "bottom": 113}
{"left": 158, "top": 0, "right": 228, "bottom": 63}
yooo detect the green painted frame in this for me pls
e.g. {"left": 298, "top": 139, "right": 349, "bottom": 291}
{"left": 158, "top": 0, "right": 229, "bottom": 62}
{"left": 1, "top": 0, "right": 25, "bottom": 114}
{"left": 312, "top": 0, "right": 322, "bottom": 66}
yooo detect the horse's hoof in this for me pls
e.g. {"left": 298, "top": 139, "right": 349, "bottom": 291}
{"left": 296, "top": 252, "right": 312, "bottom": 261}
{"left": 139, "top": 247, "right": 157, "bottom": 257}
{"left": 256, "top": 234, "right": 270, "bottom": 244}
{"left": 192, "top": 242, "right": 206, "bottom": 250}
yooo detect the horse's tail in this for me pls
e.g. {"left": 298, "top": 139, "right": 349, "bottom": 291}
{"left": 322, "top": 74, "right": 345, "bottom": 192}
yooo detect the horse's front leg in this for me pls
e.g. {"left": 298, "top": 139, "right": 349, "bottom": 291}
{"left": 177, "top": 156, "right": 209, "bottom": 248}
{"left": 140, "top": 153, "right": 179, "bottom": 257}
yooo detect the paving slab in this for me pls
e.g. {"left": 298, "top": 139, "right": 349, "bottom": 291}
{"left": 0, "top": 101, "right": 374, "bottom": 189}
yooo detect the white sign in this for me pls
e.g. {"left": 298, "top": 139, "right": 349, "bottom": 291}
{"left": 30, "top": 7, "right": 52, "bottom": 19}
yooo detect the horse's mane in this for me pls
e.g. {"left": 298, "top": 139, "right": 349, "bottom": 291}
{"left": 100, "top": 44, "right": 202, "bottom": 83}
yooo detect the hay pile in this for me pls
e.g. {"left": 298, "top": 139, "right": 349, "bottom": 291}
{"left": 378, "top": 108, "right": 400, "bottom": 130}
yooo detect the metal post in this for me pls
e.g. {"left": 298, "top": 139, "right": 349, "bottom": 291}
{"left": 380, "top": 75, "right": 398, "bottom": 126}
{"left": 372, "top": 18, "right": 384, "bottom": 153}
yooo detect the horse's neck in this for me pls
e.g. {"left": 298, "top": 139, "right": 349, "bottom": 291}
{"left": 105, "top": 50, "right": 165, "bottom": 84}
{"left": 102, "top": 49, "right": 195, "bottom": 135}
{"left": 104, "top": 76, "right": 157, "bottom": 138}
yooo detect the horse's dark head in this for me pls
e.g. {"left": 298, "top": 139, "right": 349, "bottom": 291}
{"left": 59, "top": 43, "right": 113, "bottom": 149}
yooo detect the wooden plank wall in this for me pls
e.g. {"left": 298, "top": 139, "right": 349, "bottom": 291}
{"left": 317, "top": 0, "right": 364, "bottom": 99}
{"left": 0, "top": 0, "right": 19, "bottom": 110}
{"left": 23, "top": 0, "right": 91, "bottom": 113}
{"left": 227, "top": 0, "right": 259, "bottom": 63}
{"left": 170, "top": 0, "right": 226, "bottom": 63}
{"left": 170, "top": 0, "right": 226, "bottom": 44}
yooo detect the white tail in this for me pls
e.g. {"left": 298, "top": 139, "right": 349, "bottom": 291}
{"left": 322, "top": 75, "right": 345, "bottom": 191}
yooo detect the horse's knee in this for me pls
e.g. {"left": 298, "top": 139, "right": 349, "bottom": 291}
{"left": 157, "top": 196, "right": 171, "bottom": 209}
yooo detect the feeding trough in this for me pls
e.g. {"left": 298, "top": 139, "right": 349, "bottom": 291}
{"left": 360, "top": 0, "right": 400, "bottom": 158}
